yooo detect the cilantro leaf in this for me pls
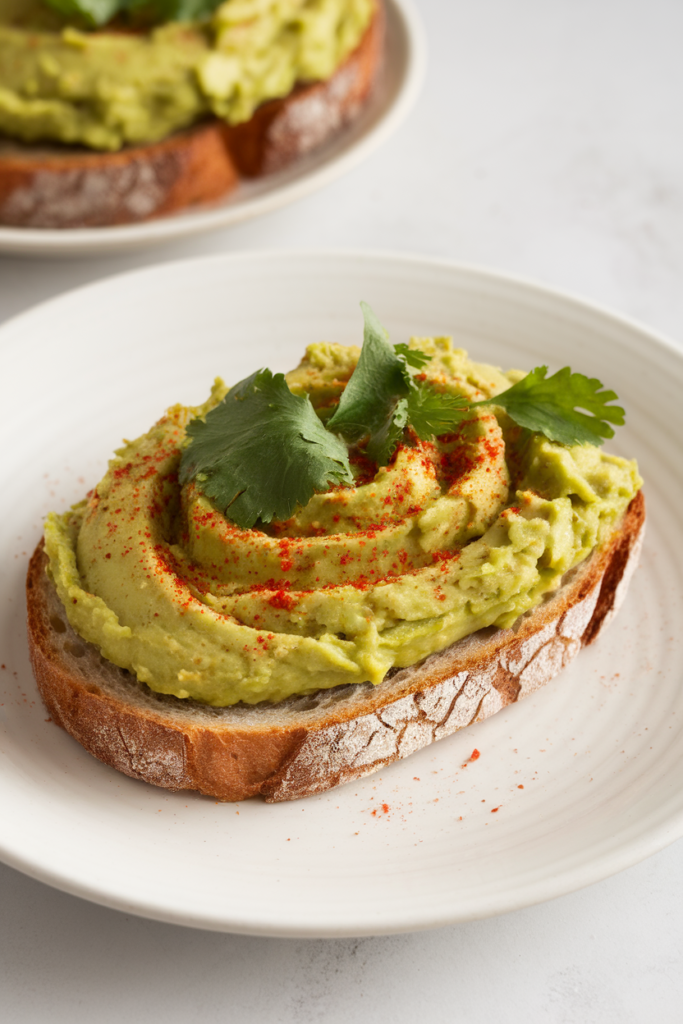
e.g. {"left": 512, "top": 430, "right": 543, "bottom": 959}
{"left": 327, "top": 302, "right": 410, "bottom": 451}
{"left": 483, "top": 366, "right": 625, "bottom": 445}
{"left": 180, "top": 304, "right": 627, "bottom": 532}
{"left": 366, "top": 399, "right": 409, "bottom": 465}
{"left": 43, "top": 0, "right": 221, "bottom": 27}
{"left": 393, "top": 343, "right": 431, "bottom": 369}
{"left": 179, "top": 369, "right": 353, "bottom": 529}
{"left": 43, "top": 0, "right": 120, "bottom": 25}
{"left": 406, "top": 383, "right": 469, "bottom": 440}
{"left": 130, "top": 0, "right": 222, "bottom": 21}
{"left": 328, "top": 303, "right": 477, "bottom": 464}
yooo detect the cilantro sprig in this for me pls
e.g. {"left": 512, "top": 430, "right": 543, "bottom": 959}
{"left": 326, "top": 302, "right": 413, "bottom": 463}
{"left": 179, "top": 369, "right": 352, "bottom": 530}
{"left": 180, "top": 303, "right": 626, "bottom": 527}
{"left": 327, "top": 302, "right": 468, "bottom": 464}
{"left": 480, "top": 365, "right": 625, "bottom": 445}
{"left": 329, "top": 303, "right": 624, "bottom": 460}
{"left": 43, "top": 0, "right": 221, "bottom": 28}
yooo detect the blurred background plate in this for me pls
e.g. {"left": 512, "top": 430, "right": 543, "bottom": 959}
{"left": 1, "top": 251, "right": 681, "bottom": 936}
{"left": 0, "top": 0, "right": 425, "bottom": 257}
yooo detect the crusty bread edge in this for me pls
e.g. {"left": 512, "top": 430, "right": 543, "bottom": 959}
{"left": 224, "top": 0, "right": 385, "bottom": 177}
{"left": 26, "top": 491, "right": 645, "bottom": 802}
{"left": 265, "top": 491, "right": 646, "bottom": 800}
{"left": 0, "top": 122, "right": 240, "bottom": 229}
{"left": 0, "top": 2, "right": 384, "bottom": 228}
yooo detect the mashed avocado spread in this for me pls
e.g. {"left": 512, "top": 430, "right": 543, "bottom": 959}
{"left": 0, "top": 0, "right": 374, "bottom": 150}
{"left": 43, "top": 338, "right": 642, "bottom": 707}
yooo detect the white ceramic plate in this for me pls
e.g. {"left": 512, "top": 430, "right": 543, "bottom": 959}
{"left": 1, "top": 251, "right": 682, "bottom": 937}
{"left": 0, "top": 0, "right": 424, "bottom": 258}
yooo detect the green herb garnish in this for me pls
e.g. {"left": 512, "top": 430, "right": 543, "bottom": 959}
{"left": 43, "top": 0, "right": 120, "bottom": 24}
{"left": 326, "top": 303, "right": 468, "bottom": 464}
{"left": 180, "top": 303, "right": 626, "bottom": 527}
{"left": 393, "top": 343, "right": 431, "bottom": 369}
{"left": 404, "top": 384, "right": 469, "bottom": 441}
{"left": 178, "top": 368, "right": 353, "bottom": 530}
{"left": 326, "top": 302, "right": 413, "bottom": 464}
{"left": 43, "top": 0, "right": 221, "bottom": 28}
{"left": 329, "top": 302, "right": 624, "bottom": 458}
{"left": 479, "top": 365, "right": 625, "bottom": 445}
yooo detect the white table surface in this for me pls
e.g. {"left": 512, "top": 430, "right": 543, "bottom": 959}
{"left": 2, "top": 1, "right": 682, "bottom": 1020}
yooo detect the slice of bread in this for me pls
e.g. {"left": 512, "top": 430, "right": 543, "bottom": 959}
{"left": 0, "top": 124, "right": 240, "bottom": 229}
{"left": 0, "top": 1, "right": 384, "bottom": 229}
{"left": 26, "top": 490, "right": 645, "bottom": 803}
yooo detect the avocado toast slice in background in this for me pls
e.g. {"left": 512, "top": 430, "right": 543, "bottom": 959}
{"left": 0, "top": 0, "right": 384, "bottom": 227}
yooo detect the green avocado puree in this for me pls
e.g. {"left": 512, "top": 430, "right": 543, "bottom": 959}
{"left": 44, "top": 339, "right": 642, "bottom": 706}
{"left": 0, "top": 0, "right": 374, "bottom": 150}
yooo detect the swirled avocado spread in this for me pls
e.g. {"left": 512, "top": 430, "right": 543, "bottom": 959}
{"left": 0, "top": 0, "right": 374, "bottom": 150}
{"left": 44, "top": 332, "right": 642, "bottom": 707}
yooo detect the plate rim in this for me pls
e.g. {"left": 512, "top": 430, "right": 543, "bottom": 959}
{"left": 0, "top": 0, "right": 427, "bottom": 257}
{"left": 2, "top": 245, "right": 682, "bottom": 363}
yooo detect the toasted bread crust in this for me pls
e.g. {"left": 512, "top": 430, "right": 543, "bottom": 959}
{"left": 0, "top": 124, "right": 240, "bottom": 229}
{"left": 0, "top": 3, "right": 383, "bottom": 229}
{"left": 225, "top": 0, "right": 385, "bottom": 176}
{"left": 26, "top": 491, "right": 645, "bottom": 802}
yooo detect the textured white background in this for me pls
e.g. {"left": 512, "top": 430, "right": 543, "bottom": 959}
{"left": 1, "top": 0, "right": 683, "bottom": 1020}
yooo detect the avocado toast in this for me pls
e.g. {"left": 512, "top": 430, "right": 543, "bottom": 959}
{"left": 0, "top": 0, "right": 383, "bottom": 227}
{"left": 26, "top": 305, "right": 645, "bottom": 800}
